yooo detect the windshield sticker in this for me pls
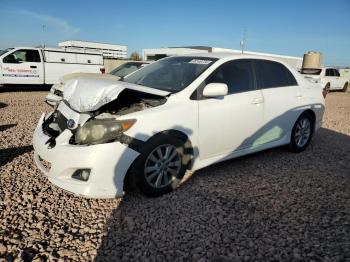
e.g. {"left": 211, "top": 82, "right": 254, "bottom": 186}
{"left": 188, "top": 59, "right": 213, "bottom": 65}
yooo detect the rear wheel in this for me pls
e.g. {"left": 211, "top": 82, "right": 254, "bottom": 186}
{"left": 342, "top": 82, "right": 348, "bottom": 92}
{"left": 288, "top": 112, "right": 314, "bottom": 153}
{"left": 130, "top": 134, "right": 190, "bottom": 197}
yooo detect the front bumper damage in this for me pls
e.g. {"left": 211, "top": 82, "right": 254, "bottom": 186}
{"left": 33, "top": 113, "right": 140, "bottom": 198}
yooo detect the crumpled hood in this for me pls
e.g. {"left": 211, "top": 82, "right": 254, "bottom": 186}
{"left": 55, "top": 73, "right": 120, "bottom": 92}
{"left": 63, "top": 77, "right": 170, "bottom": 112}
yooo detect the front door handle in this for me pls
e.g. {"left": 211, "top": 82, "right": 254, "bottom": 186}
{"left": 251, "top": 97, "right": 263, "bottom": 104}
{"left": 30, "top": 65, "right": 37, "bottom": 69}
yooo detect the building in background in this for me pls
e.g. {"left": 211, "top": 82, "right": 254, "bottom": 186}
{"left": 142, "top": 46, "right": 303, "bottom": 70}
{"left": 59, "top": 40, "right": 127, "bottom": 59}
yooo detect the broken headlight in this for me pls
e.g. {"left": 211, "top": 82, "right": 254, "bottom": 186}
{"left": 75, "top": 118, "right": 136, "bottom": 145}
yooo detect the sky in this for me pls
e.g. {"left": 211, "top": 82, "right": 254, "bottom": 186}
{"left": 0, "top": 0, "right": 349, "bottom": 66}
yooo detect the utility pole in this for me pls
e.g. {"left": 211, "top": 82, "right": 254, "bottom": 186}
{"left": 42, "top": 24, "right": 46, "bottom": 48}
{"left": 240, "top": 29, "right": 247, "bottom": 54}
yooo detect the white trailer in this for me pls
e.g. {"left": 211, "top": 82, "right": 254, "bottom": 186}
{"left": 0, "top": 47, "right": 104, "bottom": 85}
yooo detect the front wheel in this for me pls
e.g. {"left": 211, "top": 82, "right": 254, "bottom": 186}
{"left": 342, "top": 82, "right": 348, "bottom": 92}
{"left": 130, "top": 134, "right": 190, "bottom": 197}
{"left": 288, "top": 113, "right": 314, "bottom": 153}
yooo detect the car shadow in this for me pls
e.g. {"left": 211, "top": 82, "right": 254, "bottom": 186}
{"left": 0, "top": 102, "right": 8, "bottom": 109}
{"left": 0, "top": 84, "right": 51, "bottom": 93}
{"left": 0, "top": 123, "right": 17, "bottom": 132}
{"left": 0, "top": 145, "right": 33, "bottom": 166}
{"left": 96, "top": 122, "right": 350, "bottom": 260}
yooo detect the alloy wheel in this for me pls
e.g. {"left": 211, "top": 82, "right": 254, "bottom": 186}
{"left": 144, "top": 144, "right": 181, "bottom": 188}
{"left": 294, "top": 118, "right": 311, "bottom": 148}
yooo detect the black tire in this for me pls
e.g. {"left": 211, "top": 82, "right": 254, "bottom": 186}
{"left": 342, "top": 82, "right": 348, "bottom": 92}
{"left": 130, "top": 134, "right": 190, "bottom": 197}
{"left": 325, "top": 83, "right": 330, "bottom": 93}
{"left": 288, "top": 112, "right": 314, "bottom": 153}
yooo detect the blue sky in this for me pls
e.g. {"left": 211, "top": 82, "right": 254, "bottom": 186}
{"left": 0, "top": 0, "right": 349, "bottom": 66}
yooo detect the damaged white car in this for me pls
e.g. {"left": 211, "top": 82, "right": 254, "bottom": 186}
{"left": 33, "top": 54, "right": 325, "bottom": 198}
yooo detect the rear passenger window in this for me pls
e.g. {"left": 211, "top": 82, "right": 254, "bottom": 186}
{"left": 334, "top": 69, "right": 340, "bottom": 77}
{"left": 206, "top": 59, "right": 255, "bottom": 94}
{"left": 254, "top": 60, "right": 297, "bottom": 89}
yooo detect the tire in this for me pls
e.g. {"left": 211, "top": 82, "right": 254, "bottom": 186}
{"left": 342, "top": 82, "right": 348, "bottom": 92}
{"left": 130, "top": 134, "right": 190, "bottom": 197}
{"left": 288, "top": 112, "right": 314, "bottom": 153}
{"left": 325, "top": 83, "right": 330, "bottom": 93}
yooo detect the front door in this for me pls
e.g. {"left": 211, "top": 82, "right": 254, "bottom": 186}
{"left": 198, "top": 59, "right": 264, "bottom": 159}
{"left": 1, "top": 49, "right": 43, "bottom": 84}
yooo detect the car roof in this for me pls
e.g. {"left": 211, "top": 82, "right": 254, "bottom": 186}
{"left": 179, "top": 52, "right": 294, "bottom": 66}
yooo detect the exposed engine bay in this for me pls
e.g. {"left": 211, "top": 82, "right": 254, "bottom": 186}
{"left": 42, "top": 89, "right": 167, "bottom": 145}
{"left": 94, "top": 89, "right": 167, "bottom": 116}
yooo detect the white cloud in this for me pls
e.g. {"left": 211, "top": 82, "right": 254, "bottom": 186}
{"left": 3, "top": 9, "right": 80, "bottom": 36}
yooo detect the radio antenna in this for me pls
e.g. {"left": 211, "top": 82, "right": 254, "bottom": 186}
{"left": 42, "top": 24, "right": 46, "bottom": 48}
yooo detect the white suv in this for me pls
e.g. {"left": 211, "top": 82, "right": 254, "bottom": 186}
{"left": 301, "top": 67, "right": 348, "bottom": 92}
{"left": 33, "top": 53, "right": 325, "bottom": 198}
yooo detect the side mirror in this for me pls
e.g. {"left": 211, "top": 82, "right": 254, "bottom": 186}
{"left": 203, "top": 83, "right": 228, "bottom": 98}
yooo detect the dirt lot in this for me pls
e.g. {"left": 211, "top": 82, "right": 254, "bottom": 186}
{"left": 0, "top": 89, "right": 349, "bottom": 261}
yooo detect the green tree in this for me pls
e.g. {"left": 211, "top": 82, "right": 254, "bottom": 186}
{"left": 130, "top": 51, "right": 141, "bottom": 61}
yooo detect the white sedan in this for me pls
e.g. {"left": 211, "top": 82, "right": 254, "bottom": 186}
{"left": 33, "top": 53, "right": 325, "bottom": 198}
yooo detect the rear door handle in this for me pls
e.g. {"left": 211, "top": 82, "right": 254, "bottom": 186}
{"left": 30, "top": 65, "right": 37, "bottom": 69}
{"left": 296, "top": 92, "right": 303, "bottom": 98}
{"left": 251, "top": 97, "right": 263, "bottom": 104}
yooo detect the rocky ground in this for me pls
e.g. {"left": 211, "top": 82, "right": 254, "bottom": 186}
{"left": 0, "top": 89, "right": 349, "bottom": 261}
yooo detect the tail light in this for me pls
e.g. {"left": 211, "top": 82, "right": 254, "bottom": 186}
{"left": 100, "top": 68, "right": 105, "bottom": 74}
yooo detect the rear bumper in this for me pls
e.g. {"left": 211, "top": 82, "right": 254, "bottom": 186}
{"left": 33, "top": 114, "right": 140, "bottom": 198}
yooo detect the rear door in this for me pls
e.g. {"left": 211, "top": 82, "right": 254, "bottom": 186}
{"left": 198, "top": 59, "right": 264, "bottom": 159}
{"left": 1, "top": 49, "right": 44, "bottom": 84}
{"left": 333, "top": 69, "right": 343, "bottom": 89}
{"left": 253, "top": 59, "right": 302, "bottom": 145}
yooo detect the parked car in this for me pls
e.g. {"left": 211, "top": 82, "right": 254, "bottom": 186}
{"left": 0, "top": 47, "right": 104, "bottom": 86}
{"left": 33, "top": 53, "right": 325, "bottom": 198}
{"left": 45, "top": 61, "right": 150, "bottom": 106}
{"left": 301, "top": 67, "right": 348, "bottom": 92}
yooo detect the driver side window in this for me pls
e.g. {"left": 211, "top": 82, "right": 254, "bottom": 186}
{"left": 206, "top": 59, "right": 255, "bottom": 95}
{"left": 3, "top": 49, "right": 41, "bottom": 63}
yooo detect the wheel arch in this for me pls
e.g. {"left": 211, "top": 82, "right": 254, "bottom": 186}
{"left": 123, "top": 129, "right": 194, "bottom": 191}
{"left": 299, "top": 108, "right": 316, "bottom": 131}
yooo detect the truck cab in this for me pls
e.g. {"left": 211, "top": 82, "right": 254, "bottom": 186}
{"left": 0, "top": 46, "right": 104, "bottom": 86}
{"left": 0, "top": 47, "right": 44, "bottom": 85}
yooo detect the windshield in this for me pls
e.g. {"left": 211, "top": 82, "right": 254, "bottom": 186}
{"left": 110, "top": 62, "right": 144, "bottom": 78}
{"left": 0, "top": 48, "right": 13, "bottom": 57}
{"left": 301, "top": 68, "right": 322, "bottom": 75}
{"left": 124, "top": 56, "right": 217, "bottom": 92}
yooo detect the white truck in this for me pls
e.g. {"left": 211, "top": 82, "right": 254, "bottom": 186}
{"left": 0, "top": 47, "right": 104, "bottom": 85}
{"left": 301, "top": 67, "right": 348, "bottom": 92}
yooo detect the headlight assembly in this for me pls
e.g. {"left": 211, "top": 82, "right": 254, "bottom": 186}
{"left": 75, "top": 118, "right": 136, "bottom": 145}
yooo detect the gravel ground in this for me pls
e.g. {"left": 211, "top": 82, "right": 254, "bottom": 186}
{"left": 0, "top": 89, "right": 349, "bottom": 261}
